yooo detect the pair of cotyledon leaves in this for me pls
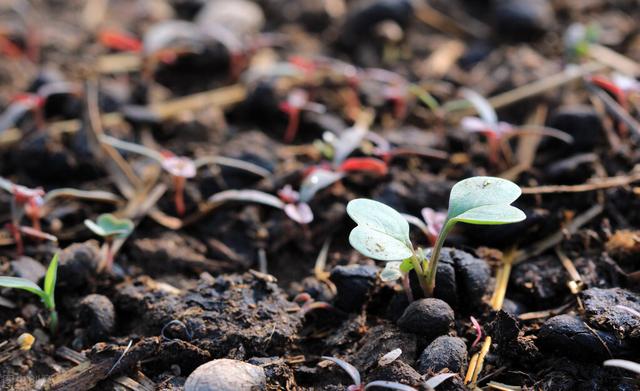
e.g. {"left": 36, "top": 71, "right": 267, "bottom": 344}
{"left": 347, "top": 176, "right": 525, "bottom": 280}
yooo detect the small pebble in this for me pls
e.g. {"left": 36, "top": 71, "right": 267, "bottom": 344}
{"left": 397, "top": 298, "right": 454, "bottom": 341}
{"left": 185, "top": 359, "right": 266, "bottom": 391}
{"left": 416, "top": 336, "right": 468, "bottom": 375}
{"left": 330, "top": 264, "right": 377, "bottom": 312}
{"left": 78, "top": 294, "right": 115, "bottom": 342}
{"left": 547, "top": 106, "right": 605, "bottom": 151}
{"left": 493, "top": 0, "right": 554, "bottom": 41}
{"left": 537, "top": 315, "right": 631, "bottom": 360}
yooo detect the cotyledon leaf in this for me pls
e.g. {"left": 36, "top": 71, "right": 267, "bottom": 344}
{"left": 452, "top": 204, "right": 526, "bottom": 225}
{"left": 349, "top": 226, "right": 413, "bottom": 261}
{"left": 447, "top": 176, "right": 522, "bottom": 221}
{"left": 347, "top": 199, "right": 411, "bottom": 245}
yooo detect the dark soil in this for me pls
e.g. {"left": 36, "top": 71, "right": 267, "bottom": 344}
{"left": 1, "top": 0, "right": 640, "bottom": 390}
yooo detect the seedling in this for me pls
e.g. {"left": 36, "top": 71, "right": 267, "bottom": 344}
{"left": 458, "top": 89, "right": 573, "bottom": 166}
{"left": 589, "top": 73, "right": 640, "bottom": 137}
{"left": 402, "top": 207, "right": 447, "bottom": 247}
{"left": 276, "top": 112, "right": 388, "bottom": 224}
{"left": 0, "top": 178, "right": 44, "bottom": 254}
{"left": 348, "top": 176, "right": 525, "bottom": 296}
{"left": 0, "top": 176, "right": 121, "bottom": 254}
{"left": 279, "top": 88, "right": 326, "bottom": 143}
{"left": 564, "top": 23, "right": 600, "bottom": 61}
{"left": 84, "top": 213, "right": 134, "bottom": 272}
{"left": 321, "top": 355, "right": 455, "bottom": 391}
{"left": 321, "top": 356, "right": 417, "bottom": 391}
{"left": 0, "top": 253, "right": 59, "bottom": 333}
{"left": 100, "top": 134, "right": 269, "bottom": 216}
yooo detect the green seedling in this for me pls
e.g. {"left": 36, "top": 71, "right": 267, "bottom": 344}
{"left": 0, "top": 253, "right": 59, "bottom": 333}
{"left": 348, "top": 176, "right": 525, "bottom": 296}
{"left": 84, "top": 213, "right": 134, "bottom": 272}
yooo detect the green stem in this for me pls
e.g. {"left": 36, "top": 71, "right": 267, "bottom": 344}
{"left": 49, "top": 309, "right": 58, "bottom": 334}
{"left": 43, "top": 295, "right": 57, "bottom": 334}
{"left": 410, "top": 254, "right": 429, "bottom": 297}
{"left": 424, "top": 221, "right": 455, "bottom": 296}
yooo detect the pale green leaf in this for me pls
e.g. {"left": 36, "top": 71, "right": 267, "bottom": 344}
{"left": 380, "top": 262, "right": 403, "bottom": 281}
{"left": 44, "top": 253, "right": 59, "bottom": 307}
{"left": 399, "top": 258, "right": 414, "bottom": 273}
{"left": 96, "top": 214, "right": 134, "bottom": 239}
{"left": 447, "top": 176, "right": 521, "bottom": 220}
{"left": 84, "top": 219, "right": 107, "bottom": 237}
{"left": 347, "top": 199, "right": 410, "bottom": 245}
{"left": 0, "top": 277, "right": 45, "bottom": 299}
{"left": 452, "top": 204, "right": 526, "bottom": 225}
{"left": 349, "top": 226, "right": 413, "bottom": 261}
{"left": 86, "top": 214, "right": 134, "bottom": 239}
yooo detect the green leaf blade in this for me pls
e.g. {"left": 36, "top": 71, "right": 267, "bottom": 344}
{"left": 349, "top": 226, "right": 413, "bottom": 261}
{"left": 347, "top": 199, "right": 411, "bottom": 245}
{"left": 452, "top": 204, "right": 526, "bottom": 225}
{"left": 84, "top": 219, "right": 106, "bottom": 237}
{"left": 44, "top": 253, "right": 59, "bottom": 308}
{"left": 447, "top": 176, "right": 522, "bottom": 220}
{"left": 0, "top": 277, "right": 45, "bottom": 299}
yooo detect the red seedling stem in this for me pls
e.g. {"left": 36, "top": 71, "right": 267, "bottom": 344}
{"left": 282, "top": 104, "right": 300, "bottom": 143}
{"left": 0, "top": 35, "right": 24, "bottom": 58}
{"left": 339, "top": 157, "right": 388, "bottom": 176}
{"left": 173, "top": 175, "right": 187, "bottom": 216}
{"left": 99, "top": 30, "right": 142, "bottom": 52}
{"left": 7, "top": 224, "right": 24, "bottom": 255}
{"left": 590, "top": 75, "right": 629, "bottom": 137}
{"left": 99, "top": 237, "right": 115, "bottom": 273}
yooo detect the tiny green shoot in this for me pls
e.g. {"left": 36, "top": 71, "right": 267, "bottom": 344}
{"left": 347, "top": 176, "right": 525, "bottom": 296}
{"left": 84, "top": 213, "right": 134, "bottom": 272}
{"left": 0, "top": 253, "right": 59, "bottom": 333}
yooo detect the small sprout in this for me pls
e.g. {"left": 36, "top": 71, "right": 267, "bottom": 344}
{"left": 0, "top": 253, "right": 59, "bottom": 333}
{"left": 459, "top": 89, "right": 573, "bottom": 165}
{"left": 564, "top": 23, "right": 599, "bottom": 60}
{"left": 320, "top": 356, "right": 417, "bottom": 391}
{"left": 208, "top": 189, "right": 310, "bottom": 225}
{"left": 17, "top": 333, "right": 35, "bottom": 351}
{"left": 279, "top": 88, "right": 326, "bottom": 143}
{"left": 0, "top": 178, "right": 45, "bottom": 254}
{"left": 589, "top": 73, "right": 640, "bottom": 137}
{"left": 470, "top": 316, "right": 482, "bottom": 348}
{"left": 423, "top": 373, "right": 457, "bottom": 390}
{"left": 348, "top": 176, "right": 525, "bottom": 296}
{"left": 100, "top": 135, "right": 269, "bottom": 216}
{"left": 603, "top": 359, "right": 640, "bottom": 375}
{"left": 378, "top": 348, "right": 402, "bottom": 366}
{"left": 84, "top": 213, "right": 134, "bottom": 272}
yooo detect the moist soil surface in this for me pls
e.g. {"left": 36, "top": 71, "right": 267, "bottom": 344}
{"left": 1, "top": 0, "right": 640, "bottom": 390}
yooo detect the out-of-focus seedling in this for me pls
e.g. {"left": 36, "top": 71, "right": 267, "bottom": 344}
{"left": 320, "top": 356, "right": 417, "bottom": 391}
{"left": 84, "top": 213, "right": 134, "bottom": 272}
{"left": 589, "top": 73, "right": 640, "bottom": 137}
{"left": 348, "top": 176, "right": 525, "bottom": 296}
{"left": 100, "top": 135, "right": 270, "bottom": 216}
{"left": 402, "top": 207, "right": 447, "bottom": 247}
{"left": 564, "top": 23, "right": 600, "bottom": 61}
{"left": 279, "top": 88, "right": 326, "bottom": 143}
{"left": 0, "top": 254, "right": 59, "bottom": 333}
{"left": 0, "top": 176, "right": 121, "bottom": 254}
{"left": 458, "top": 89, "right": 573, "bottom": 166}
